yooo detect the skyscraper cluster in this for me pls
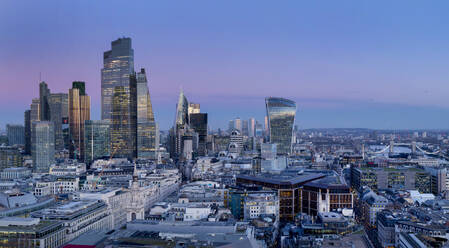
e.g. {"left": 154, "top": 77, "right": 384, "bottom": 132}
{"left": 169, "top": 90, "right": 208, "bottom": 161}
{"left": 22, "top": 37, "right": 159, "bottom": 172}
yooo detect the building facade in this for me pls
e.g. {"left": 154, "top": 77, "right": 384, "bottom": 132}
{"left": 32, "top": 121, "right": 55, "bottom": 173}
{"left": 136, "top": 68, "right": 158, "bottom": 160}
{"left": 0, "top": 147, "right": 22, "bottom": 170}
{"left": 101, "top": 37, "right": 134, "bottom": 122}
{"left": 68, "top": 82, "right": 90, "bottom": 161}
{"left": 6, "top": 124, "right": 25, "bottom": 146}
{"left": 190, "top": 113, "right": 208, "bottom": 156}
{"left": 111, "top": 74, "right": 137, "bottom": 160}
{"left": 48, "top": 93, "right": 68, "bottom": 151}
{"left": 265, "top": 97, "right": 296, "bottom": 155}
{"left": 84, "top": 120, "right": 110, "bottom": 165}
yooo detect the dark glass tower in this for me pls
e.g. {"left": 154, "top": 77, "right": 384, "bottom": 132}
{"left": 24, "top": 110, "right": 31, "bottom": 154}
{"left": 49, "top": 93, "right": 68, "bottom": 151}
{"left": 101, "top": 38, "right": 134, "bottom": 122}
{"left": 265, "top": 97, "right": 296, "bottom": 155}
{"left": 39, "top": 81, "right": 51, "bottom": 121}
{"left": 190, "top": 113, "right": 208, "bottom": 156}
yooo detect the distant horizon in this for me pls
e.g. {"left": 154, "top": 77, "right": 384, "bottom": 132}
{"left": 2, "top": 1, "right": 449, "bottom": 130}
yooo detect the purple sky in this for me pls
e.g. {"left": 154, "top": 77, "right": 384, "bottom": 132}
{"left": 1, "top": 0, "right": 449, "bottom": 130}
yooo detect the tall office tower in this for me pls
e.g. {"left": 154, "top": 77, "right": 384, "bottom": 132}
{"left": 234, "top": 118, "right": 242, "bottom": 133}
{"left": 68, "top": 82, "right": 91, "bottom": 160}
{"left": 32, "top": 121, "right": 54, "bottom": 173}
{"left": 24, "top": 110, "right": 31, "bottom": 154}
{"left": 30, "top": 98, "right": 40, "bottom": 122}
{"left": 188, "top": 103, "right": 200, "bottom": 115}
{"left": 242, "top": 120, "right": 249, "bottom": 136}
{"left": 111, "top": 74, "right": 137, "bottom": 160}
{"left": 101, "top": 37, "right": 134, "bottom": 122}
{"left": 6, "top": 124, "right": 25, "bottom": 146}
{"left": 171, "top": 90, "right": 189, "bottom": 159}
{"left": 136, "top": 68, "right": 158, "bottom": 159}
{"left": 190, "top": 113, "right": 208, "bottom": 156}
{"left": 39, "top": 81, "right": 51, "bottom": 121}
{"left": 175, "top": 90, "right": 189, "bottom": 128}
{"left": 49, "top": 93, "right": 68, "bottom": 151}
{"left": 228, "top": 120, "right": 234, "bottom": 133}
{"left": 249, "top": 118, "right": 255, "bottom": 137}
{"left": 265, "top": 97, "right": 296, "bottom": 155}
{"left": 84, "top": 120, "right": 110, "bottom": 165}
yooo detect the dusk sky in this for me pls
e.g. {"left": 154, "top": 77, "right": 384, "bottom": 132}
{"left": 1, "top": 1, "right": 449, "bottom": 130}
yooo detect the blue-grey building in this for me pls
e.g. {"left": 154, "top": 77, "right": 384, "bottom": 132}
{"left": 6, "top": 124, "right": 25, "bottom": 146}
{"left": 265, "top": 97, "right": 296, "bottom": 155}
{"left": 32, "top": 121, "right": 55, "bottom": 173}
{"left": 84, "top": 120, "right": 110, "bottom": 165}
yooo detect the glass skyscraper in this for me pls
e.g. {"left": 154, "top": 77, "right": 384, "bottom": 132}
{"left": 69, "top": 82, "right": 90, "bottom": 161}
{"left": 39, "top": 81, "right": 50, "bottom": 121}
{"left": 6, "top": 124, "right": 25, "bottom": 146}
{"left": 171, "top": 90, "right": 189, "bottom": 159}
{"left": 136, "top": 68, "right": 158, "bottom": 160}
{"left": 84, "top": 120, "right": 110, "bottom": 165}
{"left": 190, "top": 113, "right": 208, "bottom": 156}
{"left": 32, "top": 121, "right": 54, "bottom": 173}
{"left": 265, "top": 97, "right": 296, "bottom": 155}
{"left": 49, "top": 93, "right": 68, "bottom": 151}
{"left": 111, "top": 74, "right": 137, "bottom": 160}
{"left": 24, "top": 110, "right": 31, "bottom": 154}
{"left": 101, "top": 37, "right": 134, "bottom": 122}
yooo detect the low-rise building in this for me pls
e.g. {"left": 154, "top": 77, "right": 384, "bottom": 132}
{"left": 34, "top": 176, "right": 80, "bottom": 196}
{"left": 0, "top": 217, "right": 65, "bottom": 248}
{"left": 244, "top": 193, "right": 278, "bottom": 220}
{"left": 31, "top": 200, "right": 113, "bottom": 242}
{"left": 0, "top": 167, "right": 31, "bottom": 179}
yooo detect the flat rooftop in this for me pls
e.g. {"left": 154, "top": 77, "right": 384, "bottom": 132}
{"left": 236, "top": 173, "right": 326, "bottom": 186}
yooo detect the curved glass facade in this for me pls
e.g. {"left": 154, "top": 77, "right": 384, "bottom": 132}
{"left": 265, "top": 97, "right": 296, "bottom": 155}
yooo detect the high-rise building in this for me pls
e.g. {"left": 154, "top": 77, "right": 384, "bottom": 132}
{"left": 242, "top": 120, "right": 249, "bottom": 136}
{"left": 32, "top": 121, "right": 54, "bottom": 173}
{"left": 84, "top": 120, "right": 110, "bottom": 165}
{"left": 0, "top": 147, "right": 22, "bottom": 170}
{"left": 249, "top": 118, "right": 255, "bottom": 137}
{"left": 101, "top": 37, "right": 134, "bottom": 122}
{"left": 6, "top": 124, "right": 25, "bottom": 146}
{"left": 68, "top": 82, "right": 90, "bottom": 161}
{"left": 39, "top": 81, "right": 51, "bottom": 121}
{"left": 190, "top": 113, "right": 208, "bottom": 156}
{"left": 171, "top": 90, "right": 190, "bottom": 160}
{"left": 265, "top": 97, "right": 296, "bottom": 155}
{"left": 24, "top": 110, "right": 31, "bottom": 154}
{"left": 136, "top": 68, "right": 158, "bottom": 160}
{"left": 111, "top": 74, "right": 137, "bottom": 160}
{"left": 48, "top": 93, "right": 68, "bottom": 151}
{"left": 30, "top": 98, "right": 40, "bottom": 122}
{"left": 188, "top": 103, "right": 200, "bottom": 115}
{"left": 234, "top": 118, "right": 242, "bottom": 133}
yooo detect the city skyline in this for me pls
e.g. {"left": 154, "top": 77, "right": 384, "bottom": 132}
{"left": 2, "top": 1, "right": 449, "bottom": 130}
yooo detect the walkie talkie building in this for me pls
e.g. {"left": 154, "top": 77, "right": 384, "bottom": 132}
{"left": 265, "top": 97, "right": 296, "bottom": 155}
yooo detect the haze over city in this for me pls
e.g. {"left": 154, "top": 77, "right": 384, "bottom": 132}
{"left": 2, "top": 0, "right": 449, "bottom": 130}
